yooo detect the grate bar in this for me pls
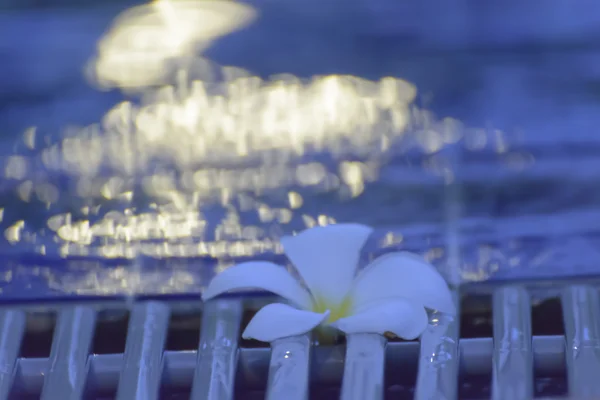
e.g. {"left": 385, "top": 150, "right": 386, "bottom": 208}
{"left": 266, "top": 334, "right": 311, "bottom": 400}
{"left": 340, "top": 333, "right": 386, "bottom": 400}
{"left": 414, "top": 291, "right": 460, "bottom": 400}
{"left": 116, "top": 302, "right": 170, "bottom": 400}
{"left": 492, "top": 286, "right": 533, "bottom": 400}
{"left": 190, "top": 299, "right": 242, "bottom": 400}
{"left": 0, "top": 310, "right": 25, "bottom": 400}
{"left": 13, "top": 335, "right": 567, "bottom": 395}
{"left": 561, "top": 285, "right": 600, "bottom": 398}
{"left": 41, "top": 306, "right": 96, "bottom": 400}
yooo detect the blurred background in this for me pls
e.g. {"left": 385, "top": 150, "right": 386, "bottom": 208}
{"left": 0, "top": 0, "right": 599, "bottom": 300}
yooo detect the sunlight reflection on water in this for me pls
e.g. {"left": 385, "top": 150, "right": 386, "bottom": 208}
{"left": 0, "top": 0, "right": 597, "bottom": 298}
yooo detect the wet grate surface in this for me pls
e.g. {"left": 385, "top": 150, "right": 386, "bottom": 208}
{"left": 0, "top": 282, "right": 594, "bottom": 399}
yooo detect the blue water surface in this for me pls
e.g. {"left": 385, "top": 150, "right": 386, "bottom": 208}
{"left": 0, "top": 0, "right": 599, "bottom": 302}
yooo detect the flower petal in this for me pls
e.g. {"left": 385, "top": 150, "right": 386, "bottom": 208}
{"left": 203, "top": 261, "right": 313, "bottom": 309}
{"left": 242, "top": 303, "right": 330, "bottom": 342}
{"left": 330, "top": 298, "right": 428, "bottom": 340}
{"left": 281, "top": 224, "right": 374, "bottom": 307}
{"left": 350, "top": 252, "right": 456, "bottom": 314}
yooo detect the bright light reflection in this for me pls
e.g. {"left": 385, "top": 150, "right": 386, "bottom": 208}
{"left": 0, "top": 0, "right": 507, "bottom": 294}
{"left": 91, "top": 0, "right": 257, "bottom": 89}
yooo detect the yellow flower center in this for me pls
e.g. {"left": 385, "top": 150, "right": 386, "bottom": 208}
{"left": 312, "top": 295, "right": 353, "bottom": 323}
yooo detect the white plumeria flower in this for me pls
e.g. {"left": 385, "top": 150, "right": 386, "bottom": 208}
{"left": 203, "top": 223, "right": 456, "bottom": 342}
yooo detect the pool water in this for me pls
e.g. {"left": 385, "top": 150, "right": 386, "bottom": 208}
{"left": 0, "top": 0, "right": 599, "bottom": 301}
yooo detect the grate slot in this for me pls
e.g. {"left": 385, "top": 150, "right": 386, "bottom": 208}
{"left": 41, "top": 306, "right": 97, "bottom": 400}
{"left": 460, "top": 294, "right": 493, "bottom": 339}
{"left": 491, "top": 286, "right": 533, "bottom": 400}
{"left": 414, "top": 291, "right": 460, "bottom": 400}
{"left": 115, "top": 301, "right": 170, "bottom": 400}
{"left": 561, "top": 285, "right": 600, "bottom": 398}
{"left": 190, "top": 299, "right": 242, "bottom": 400}
{"left": 20, "top": 312, "right": 55, "bottom": 358}
{"left": 266, "top": 334, "right": 312, "bottom": 400}
{"left": 165, "top": 311, "right": 201, "bottom": 352}
{"left": 92, "top": 311, "right": 129, "bottom": 355}
{"left": 0, "top": 310, "right": 25, "bottom": 400}
{"left": 340, "top": 333, "right": 386, "bottom": 400}
{"left": 532, "top": 298, "right": 564, "bottom": 336}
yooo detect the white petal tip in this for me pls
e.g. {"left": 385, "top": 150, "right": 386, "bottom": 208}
{"left": 200, "top": 290, "right": 216, "bottom": 302}
{"left": 281, "top": 223, "right": 373, "bottom": 241}
{"left": 240, "top": 331, "right": 254, "bottom": 340}
{"left": 241, "top": 303, "right": 329, "bottom": 343}
{"left": 201, "top": 262, "right": 313, "bottom": 309}
{"left": 330, "top": 299, "right": 428, "bottom": 340}
{"left": 351, "top": 251, "right": 456, "bottom": 315}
